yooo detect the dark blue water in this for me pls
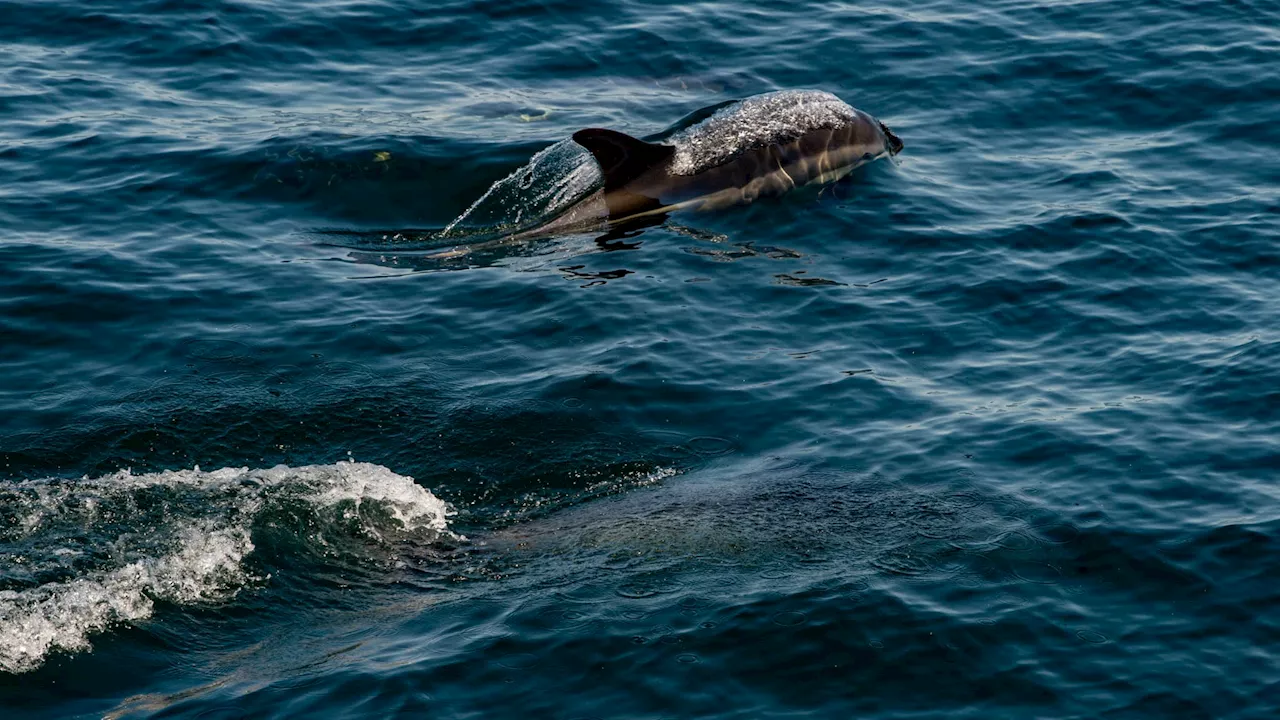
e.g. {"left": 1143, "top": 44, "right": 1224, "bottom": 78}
{"left": 2, "top": 0, "right": 1278, "bottom": 717}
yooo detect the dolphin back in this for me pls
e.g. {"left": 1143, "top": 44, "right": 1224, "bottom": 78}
{"left": 561, "top": 90, "right": 903, "bottom": 225}
{"left": 664, "top": 90, "right": 898, "bottom": 175}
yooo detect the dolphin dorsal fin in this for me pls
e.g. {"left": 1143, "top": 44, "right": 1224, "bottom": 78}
{"left": 572, "top": 129, "right": 675, "bottom": 191}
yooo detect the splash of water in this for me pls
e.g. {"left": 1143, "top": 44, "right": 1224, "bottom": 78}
{"left": 0, "top": 462, "right": 454, "bottom": 674}
{"left": 439, "top": 138, "right": 603, "bottom": 239}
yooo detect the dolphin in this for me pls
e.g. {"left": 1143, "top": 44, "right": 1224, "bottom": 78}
{"left": 429, "top": 91, "right": 903, "bottom": 257}
{"left": 567, "top": 90, "right": 903, "bottom": 229}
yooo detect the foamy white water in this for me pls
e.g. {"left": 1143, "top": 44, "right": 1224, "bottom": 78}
{"left": 0, "top": 462, "right": 453, "bottom": 674}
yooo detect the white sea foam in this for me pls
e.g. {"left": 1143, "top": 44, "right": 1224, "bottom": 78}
{"left": 0, "top": 462, "right": 453, "bottom": 674}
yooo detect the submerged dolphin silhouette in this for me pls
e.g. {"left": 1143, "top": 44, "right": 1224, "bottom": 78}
{"left": 569, "top": 92, "right": 903, "bottom": 228}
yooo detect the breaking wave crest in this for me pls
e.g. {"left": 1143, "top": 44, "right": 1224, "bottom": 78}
{"left": 0, "top": 462, "right": 453, "bottom": 674}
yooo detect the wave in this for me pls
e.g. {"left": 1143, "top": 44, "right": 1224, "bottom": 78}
{"left": 0, "top": 462, "right": 453, "bottom": 674}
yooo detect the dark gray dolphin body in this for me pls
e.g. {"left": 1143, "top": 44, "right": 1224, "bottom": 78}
{"left": 568, "top": 90, "right": 903, "bottom": 227}
{"left": 432, "top": 91, "right": 903, "bottom": 255}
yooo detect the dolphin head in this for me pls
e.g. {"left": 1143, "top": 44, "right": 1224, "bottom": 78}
{"left": 878, "top": 121, "right": 904, "bottom": 155}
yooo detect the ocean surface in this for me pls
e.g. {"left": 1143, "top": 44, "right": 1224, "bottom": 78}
{"left": 2, "top": 0, "right": 1278, "bottom": 717}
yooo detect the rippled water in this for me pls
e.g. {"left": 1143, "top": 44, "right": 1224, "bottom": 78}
{"left": 2, "top": 0, "right": 1278, "bottom": 717}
